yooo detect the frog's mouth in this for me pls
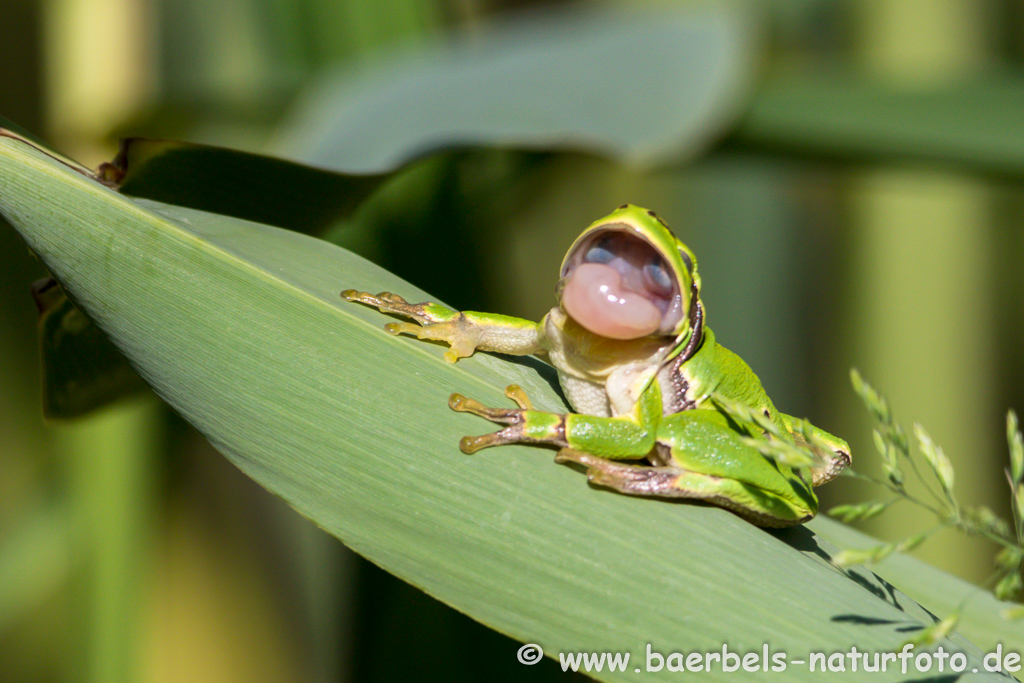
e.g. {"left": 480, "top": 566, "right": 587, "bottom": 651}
{"left": 557, "top": 226, "right": 684, "bottom": 340}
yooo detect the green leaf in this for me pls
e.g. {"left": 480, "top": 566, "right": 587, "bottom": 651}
{"left": 275, "top": 3, "right": 758, "bottom": 172}
{"left": 103, "top": 138, "right": 389, "bottom": 234}
{"left": 810, "top": 517, "right": 1024, "bottom": 664}
{"left": 0, "top": 132, "right": 1006, "bottom": 681}
{"left": 38, "top": 137, "right": 395, "bottom": 417}
{"left": 734, "top": 72, "right": 1024, "bottom": 178}
{"left": 0, "top": 503, "right": 74, "bottom": 630}
{"left": 32, "top": 278, "right": 148, "bottom": 418}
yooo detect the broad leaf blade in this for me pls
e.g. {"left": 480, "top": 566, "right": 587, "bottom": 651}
{"left": 734, "top": 72, "right": 1024, "bottom": 177}
{"left": 39, "top": 137, "right": 393, "bottom": 416}
{"left": 275, "top": 3, "right": 758, "bottom": 172}
{"left": 106, "top": 138, "right": 389, "bottom": 234}
{"left": 0, "top": 134, "right": 1005, "bottom": 681}
{"left": 810, "top": 516, "right": 1024, "bottom": 661}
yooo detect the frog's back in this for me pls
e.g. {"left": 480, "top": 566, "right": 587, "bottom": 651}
{"left": 667, "top": 327, "right": 782, "bottom": 424}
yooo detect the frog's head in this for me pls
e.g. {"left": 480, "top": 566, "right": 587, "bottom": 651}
{"left": 557, "top": 204, "right": 701, "bottom": 342}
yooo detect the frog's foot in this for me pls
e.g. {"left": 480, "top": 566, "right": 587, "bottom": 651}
{"left": 777, "top": 412, "right": 852, "bottom": 487}
{"left": 341, "top": 290, "right": 418, "bottom": 317}
{"left": 502, "top": 384, "right": 533, "bottom": 410}
{"left": 342, "top": 289, "right": 477, "bottom": 362}
{"left": 341, "top": 290, "right": 457, "bottom": 325}
{"left": 809, "top": 450, "right": 851, "bottom": 486}
{"left": 389, "top": 320, "right": 480, "bottom": 363}
{"left": 449, "top": 385, "right": 562, "bottom": 453}
{"left": 554, "top": 449, "right": 683, "bottom": 496}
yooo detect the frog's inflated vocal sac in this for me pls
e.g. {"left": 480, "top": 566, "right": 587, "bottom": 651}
{"left": 343, "top": 205, "right": 849, "bottom": 526}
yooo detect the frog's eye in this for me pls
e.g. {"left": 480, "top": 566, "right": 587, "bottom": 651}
{"left": 679, "top": 248, "right": 694, "bottom": 275}
{"left": 643, "top": 258, "right": 673, "bottom": 296}
{"left": 584, "top": 239, "right": 615, "bottom": 265}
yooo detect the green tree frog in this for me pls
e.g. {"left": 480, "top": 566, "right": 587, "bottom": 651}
{"left": 343, "top": 205, "right": 849, "bottom": 526}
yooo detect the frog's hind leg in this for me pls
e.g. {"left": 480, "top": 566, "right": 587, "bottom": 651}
{"left": 778, "top": 413, "right": 852, "bottom": 486}
{"left": 554, "top": 448, "right": 812, "bottom": 528}
{"left": 554, "top": 449, "right": 686, "bottom": 497}
{"left": 449, "top": 386, "right": 563, "bottom": 453}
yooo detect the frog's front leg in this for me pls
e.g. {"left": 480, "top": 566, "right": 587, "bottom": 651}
{"left": 342, "top": 290, "right": 543, "bottom": 362}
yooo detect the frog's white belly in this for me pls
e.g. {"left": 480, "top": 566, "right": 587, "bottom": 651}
{"left": 558, "top": 373, "right": 611, "bottom": 417}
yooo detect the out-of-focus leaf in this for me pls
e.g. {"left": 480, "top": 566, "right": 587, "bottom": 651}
{"left": 1008, "top": 410, "right": 1023, "bottom": 487}
{"left": 0, "top": 132, "right": 1007, "bottom": 682}
{"left": 101, "top": 138, "right": 389, "bottom": 234}
{"left": 0, "top": 503, "right": 74, "bottom": 630}
{"left": 734, "top": 72, "right": 1024, "bottom": 177}
{"left": 275, "top": 3, "right": 758, "bottom": 172}
{"left": 31, "top": 278, "right": 147, "bottom": 419}
{"left": 0, "top": 115, "right": 58, "bottom": 154}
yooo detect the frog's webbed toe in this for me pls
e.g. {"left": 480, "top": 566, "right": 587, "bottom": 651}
{"left": 449, "top": 386, "right": 532, "bottom": 421}
{"left": 341, "top": 289, "right": 411, "bottom": 313}
{"left": 810, "top": 449, "right": 850, "bottom": 486}
{"left": 341, "top": 290, "right": 457, "bottom": 325}
{"left": 450, "top": 386, "right": 566, "bottom": 453}
{"left": 343, "top": 289, "right": 481, "bottom": 360}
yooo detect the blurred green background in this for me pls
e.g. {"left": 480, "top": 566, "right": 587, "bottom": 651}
{"left": 3, "top": 0, "right": 1024, "bottom": 681}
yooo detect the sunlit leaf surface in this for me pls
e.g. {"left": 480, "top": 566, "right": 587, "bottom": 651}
{"left": 0, "top": 133, "right": 1009, "bottom": 681}
{"left": 276, "top": 4, "right": 757, "bottom": 172}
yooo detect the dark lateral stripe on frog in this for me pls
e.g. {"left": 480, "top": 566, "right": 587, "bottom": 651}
{"left": 663, "top": 291, "right": 704, "bottom": 415}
